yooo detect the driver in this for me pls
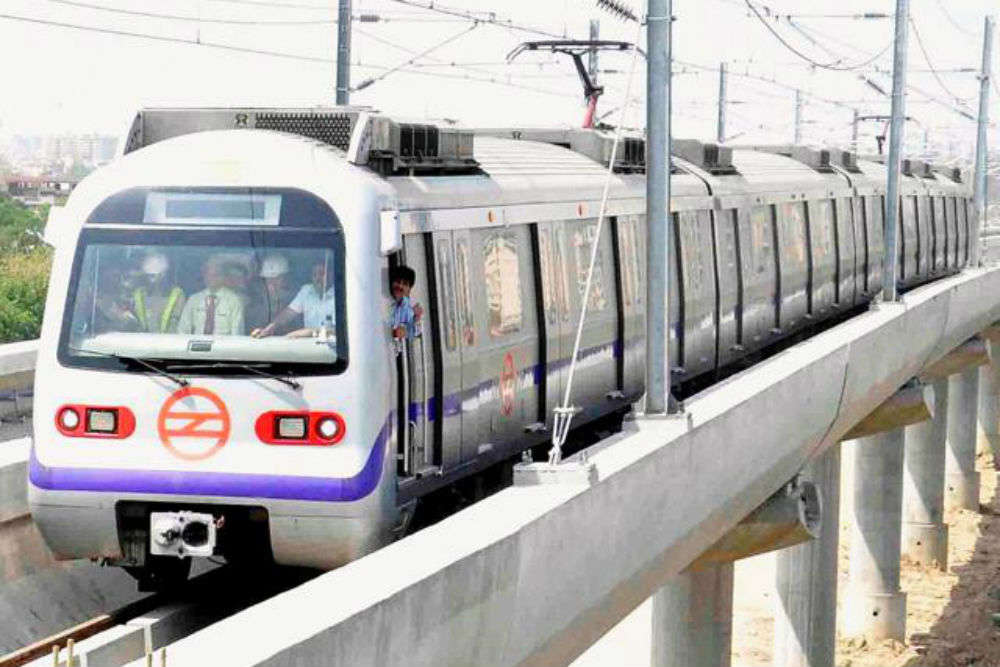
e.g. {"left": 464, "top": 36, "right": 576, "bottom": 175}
{"left": 251, "top": 260, "right": 335, "bottom": 339}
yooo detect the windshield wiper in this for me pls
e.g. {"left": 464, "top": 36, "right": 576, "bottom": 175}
{"left": 165, "top": 362, "right": 301, "bottom": 390}
{"left": 70, "top": 347, "right": 189, "bottom": 388}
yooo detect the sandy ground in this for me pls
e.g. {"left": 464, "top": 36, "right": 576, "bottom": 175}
{"left": 572, "top": 446, "right": 1000, "bottom": 667}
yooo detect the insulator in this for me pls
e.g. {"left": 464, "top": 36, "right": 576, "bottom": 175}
{"left": 595, "top": 0, "right": 639, "bottom": 23}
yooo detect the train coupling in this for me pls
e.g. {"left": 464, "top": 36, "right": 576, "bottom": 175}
{"left": 149, "top": 511, "right": 217, "bottom": 558}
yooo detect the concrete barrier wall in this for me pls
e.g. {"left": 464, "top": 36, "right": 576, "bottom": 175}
{"left": 0, "top": 341, "right": 37, "bottom": 419}
{"left": 124, "top": 267, "right": 1000, "bottom": 667}
{"left": 0, "top": 440, "right": 143, "bottom": 655}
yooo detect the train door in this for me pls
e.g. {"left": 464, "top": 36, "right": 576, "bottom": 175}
{"left": 865, "top": 195, "right": 885, "bottom": 295}
{"left": 742, "top": 205, "right": 778, "bottom": 352}
{"left": 562, "top": 218, "right": 619, "bottom": 408}
{"left": 713, "top": 209, "right": 742, "bottom": 369}
{"left": 834, "top": 198, "right": 857, "bottom": 307}
{"left": 537, "top": 222, "right": 572, "bottom": 423}
{"left": 931, "top": 195, "right": 946, "bottom": 274}
{"left": 806, "top": 200, "right": 836, "bottom": 317}
{"left": 776, "top": 201, "right": 809, "bottom": 333}
{"left": 615, "top": 215, "right": 645, "bottom": 397}
{"left": 917, "top": 195, "right": 932, "bottom": 279}
{"left": 474, "top": 225, "right": 541, "bottom": 451}
{"left": 396, "top": 236, "right": 435, "bottom": 476}
{"left": 431, "top": 232, "right": 464, "bottom": 470}
{"left": 452, "top": 230, "right": 484, "bottom": 461}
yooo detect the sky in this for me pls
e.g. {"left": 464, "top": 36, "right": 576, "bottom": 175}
{"left": 0, "top": 0, "right": 996, "bottom": 163}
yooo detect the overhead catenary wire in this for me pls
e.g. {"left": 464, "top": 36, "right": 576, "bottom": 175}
{"left": 933, "top": 0, "right": 977, "bottom": 38}
{"left": 44, "top": 0, "right": 339, "bottom": 25}
{"left": 352, "top": 23, "right": 480, "bottom": 91}
{"left": 908, "top": 15, "right": 974, "bottom": 109}
{"left": 387, "top": 0, "right": 567, "bottom": 39}
{"left": 743, "top": 0, "right": 894, "bottom": 72}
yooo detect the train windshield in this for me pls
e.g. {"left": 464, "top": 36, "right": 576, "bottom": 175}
{"left": 59, "top": 226, "right": 347, "bottom": 376}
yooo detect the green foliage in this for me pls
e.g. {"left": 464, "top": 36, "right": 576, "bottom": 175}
{"left": 0, "top": 195, "right": 52, "bottom": 343}
{"left": 0, "top": 195, "right": 46, "bottom": 253}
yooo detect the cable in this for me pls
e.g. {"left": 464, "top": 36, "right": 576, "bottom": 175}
{"left": 388, "top": 0, "right": 567, "bottom": 39}
{"left": 45, "top": 0, "right": 337, "bottom": 25}
{"left": 743, "top": 0, "right": 892, "bottom": 72}
{"left": 352, "top": 23, "right": 481, "bottom": 91}
{"left": 909, "top": 16, "right": 974, "bottom": 110}
{"left": 208, "top": 0, "right": 333, "bottom": 10}
{"left": 0, "top": 12, "right": 337, "bottom": 62}
{"left": 358, "top": 62, "right": 575, "bottom": 98}
{"left": 353, "top": 25, "right": 498, "bottom": 79}
{"left": 934, "top": 0, "right": 977, "bottom": 38}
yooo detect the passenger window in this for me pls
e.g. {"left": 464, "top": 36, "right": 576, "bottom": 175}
{"left": 749, "top": 205, "right": 773, "bottom": 274}
{"left": 482, "top": 230, "right": 523, "bottom": 337}
{"left": 629, "top": 216, "right": 644, "bottom": 305}
{"left": 538, "top": 228, "right": 558, "bottom": 323}
{"left": 780, "top": 202, "right": 807, "bottom": 265}
{"left": 571, "top": 219, "right": 608, "bottom": 312}
{"left": 454, "top": 239, "right": 476, "bottom": 347}
{"left": 618, "top": 217, "right": 639, "bottom": 307}
{"left": 554, "top": 228, "right": 572, "bottom": 319}
{"left": 436, "top": 240, "right": 458, "bottom": 351}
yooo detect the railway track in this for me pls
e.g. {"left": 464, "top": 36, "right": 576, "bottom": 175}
{"left": 0, "top": 565, "right": 316, "bottom": 667}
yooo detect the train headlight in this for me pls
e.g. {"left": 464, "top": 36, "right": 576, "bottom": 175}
{"left": 316, "top": 417, "right": 340, "bottom": 440}
{"left": 276, "top": 415, "right": 307, "bottom": 439}
{"left": 86, "top": 409, "right": 117, "bottom": 434}
{"left": 58, "top": 407, "right": 80, "bottom": 431}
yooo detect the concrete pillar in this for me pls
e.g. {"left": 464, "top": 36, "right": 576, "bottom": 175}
{"left": 946, "top": 368, "right": 981, "bottom": 511}
{"left": 844, "top": 430, "right": 907, "bottom": 641}
{"left": 977, "top": 339, "right": 1000, "bottom": 466}
{"left": 902, "top": 379, "right": 949, "bottom": 569}
{"left": 773, "top": 445, "right": 840, "bottom": 667}
{"left": 651, "top": 563, "right": 733, "bottom": 667}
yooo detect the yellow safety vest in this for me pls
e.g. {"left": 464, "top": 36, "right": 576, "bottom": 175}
{"left": 134, "top": 286, "right": 183, "bottom": 333}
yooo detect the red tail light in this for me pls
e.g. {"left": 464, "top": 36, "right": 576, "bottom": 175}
{"left": 255, "top": 411, "right": 346, "bottom": 446}
{"left": 56, "top": 405, "right": 136, "bottom": 439}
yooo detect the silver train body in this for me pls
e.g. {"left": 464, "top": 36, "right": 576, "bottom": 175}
{"left": 29, "top": 109, "right": 972, "bottom": 581}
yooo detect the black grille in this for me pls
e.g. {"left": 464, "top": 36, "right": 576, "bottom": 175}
{"left": 255, "top": 112, "right": 354, "bottom": 150}
{"left": 399, "top": 124, "right": 439, "bottom": 159}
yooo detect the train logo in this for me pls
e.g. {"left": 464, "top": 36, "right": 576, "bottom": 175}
{"left": 500, "top": 352, "right": 517, "bottom": 417}
{"left": 157, "top": 387, "right": 231, "bottom": 461}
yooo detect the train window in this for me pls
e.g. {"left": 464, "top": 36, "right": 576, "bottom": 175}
{"left": 454, "top": 238, "right": 476, "bottom": 347}
{"left": 436, "top": 239, "right": 458, "bottom": 351}
{"left": 779, "top": 202, "right": 807, "bottom": 265}
{"left": 538, "top": 228, "right": 558, "bottom": 323}
{"left": 554, "top": 227, "right": 572, "bottom": 319}
{"left": 482, "top": 230, "right": 523, "bottom": 337}
{"left": 749, "top": 206, "right": 773, "bottom": 274}
{"left": 571, "top": 219, "right": 609, "bottom": 312}
{"left": 618, "top": 216, "right": 642, "bottom": 307}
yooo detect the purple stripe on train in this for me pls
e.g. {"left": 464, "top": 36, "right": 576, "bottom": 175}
{"left": 29, "top": 416, "right": 392, "bottom": 502}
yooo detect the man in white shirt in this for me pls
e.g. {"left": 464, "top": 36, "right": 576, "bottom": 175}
{"left": 251, "top": 261, "right": 336, "bottom": 338}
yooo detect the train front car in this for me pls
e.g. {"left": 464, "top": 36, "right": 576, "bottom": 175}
{"left": 29, "top": 123, "right": 400, "bottom": 588}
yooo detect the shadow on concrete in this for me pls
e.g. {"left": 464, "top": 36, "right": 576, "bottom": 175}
{"left": 903, "top": 460, "right": 1000, "bottom": 666}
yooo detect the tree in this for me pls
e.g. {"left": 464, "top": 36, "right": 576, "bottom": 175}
{"left": 0, "top": 195, "right": 46, "bottom": 252}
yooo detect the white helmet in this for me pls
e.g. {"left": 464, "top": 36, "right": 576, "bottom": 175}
{"left": 141, "top": 252, "right": 169, "bottom": 276}
{"left": 259, "top": 254, "right": 289, "bottom": 278}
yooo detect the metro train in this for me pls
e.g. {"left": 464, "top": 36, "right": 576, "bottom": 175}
{"left": 29, "top": 108, "right": 973, "bottom": 588}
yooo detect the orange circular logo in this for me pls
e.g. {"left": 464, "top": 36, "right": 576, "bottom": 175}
{"left": 157, "top": 387, "right": 231, "bottom": 461}
{"left": 500, "top": 352, "right": 517, "bottom": 417}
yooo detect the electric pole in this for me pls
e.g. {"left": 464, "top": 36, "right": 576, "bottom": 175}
{"left": 588, "top": 20, "right": 600, "bottom": 83}
{"left": 883, "top": 0, "right": 910, "bottom": 301}
{"left": 717, "top": 62, "right": 727, "bottom": 144}
{"left": 794, "top": 89, "right": 803, "bottom": 144}
{"left": 336, "top": 0, "right": 352, "bottom": 104}
{"left": 851, "top": 109, "right": 860, "bottom": 153}
{"left": 646, "top": 0, "right": 672, "bottom": 414}
{"left": 971, "top": 15, "right": 994, "bottom": 266}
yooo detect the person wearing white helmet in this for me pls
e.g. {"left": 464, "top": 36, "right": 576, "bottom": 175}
{"left": 247, "top": 253, "right": 294, "bottom": 333}
{"left": 130, "top": 251, "right": 185, "bottom": 333}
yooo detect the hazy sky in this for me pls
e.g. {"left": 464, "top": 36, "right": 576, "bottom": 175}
{"left": 0, "top": 0, "right": 995, "bottom": 158}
